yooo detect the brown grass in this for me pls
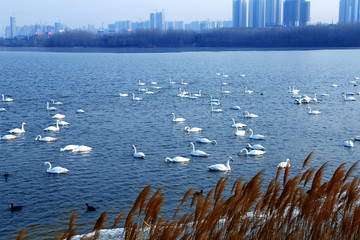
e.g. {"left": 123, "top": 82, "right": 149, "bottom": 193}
{"left": 16, "top": 229, "right": 25, "bottom": 240}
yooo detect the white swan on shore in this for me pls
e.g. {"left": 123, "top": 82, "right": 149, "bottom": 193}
{"left": 208, "top": 156, "right": 233, "bottom": 171}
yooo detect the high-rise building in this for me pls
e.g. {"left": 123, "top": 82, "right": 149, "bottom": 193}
{"left": 156, "top": 11, "right": 165, "bottom": 31}
{"left": 248, "top": 0, "right": 265, "bottom": 28}
{"left": 339, "top": 0, "right": 359, "bottom": 24}
{"left": 265, "top": 0, "right": 283, "bottom": 27}
{"left": 283, "top": 0, "right": 300, "bottom": 27}
{"left": 233, "top": 0, "right": 248, "bottom": 27}
{"left": 150, "top": 13, "right": 156, "bottom": 29}
{"left": 299, "top": 0, "right": 310, "bottom": 26}
{"left": 10, "top": 16, "right": 16, "bottom": 38}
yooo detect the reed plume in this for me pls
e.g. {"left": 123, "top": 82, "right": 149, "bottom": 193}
{"left": 16, "top": 229, "right": 25, "bottom": 240}
{"left": 112, "top": 212, "right": 125, "bottom": 229}
{"left": 93, "top": 210, "right": 107, "bottom": 231}
{"left": 302, "top": 151, "right": 314, "bottom": 170}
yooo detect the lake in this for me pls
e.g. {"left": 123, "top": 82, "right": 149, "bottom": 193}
{"left": 1, "top": 49, "right": 360, "bottom": 239}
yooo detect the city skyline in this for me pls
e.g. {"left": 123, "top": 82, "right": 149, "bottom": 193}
{"left": 1, "top": 0, "right": 339, "bottom": 36}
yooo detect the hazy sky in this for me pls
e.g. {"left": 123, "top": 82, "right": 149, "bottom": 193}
{"left": 1, "top": 0, "right": 339, "bottom": 34}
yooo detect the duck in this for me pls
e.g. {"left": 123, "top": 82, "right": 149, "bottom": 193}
{"left": 1, "top": 134, "right": 16, "bottom": 140}
{"left": 208, "top": 156, "right": 233, "bottom": 172}
{"left": 132, "top": 93, "right": 142, "bottom": 101}
{"left": 196, "top": 138, "right": 217, "bottom": 144}
{"left": 184, "top": 126, "right": 202, "bottom": 133}
{"left": 248, "top": 129, "right": 266, "bottom": 140}
{"left": 34, "top": 135, "right": 57, "bottom": 142}
{"left": 2, "top": 94, "right": 13, "bottom": 102}
{"left": 239, "top": 148, "right": 265, "bottom": 156}
{"left": 307, "top": 107, "right": 321, "bottom": 115}
{"left": 119, "top": 93, "right": 129, "bottom": 97}
{"left": 52, "top": 114, "right": 65, "bottom": 119}
{"left": 72, "top": 145, "right": 92, "bottom": 153}
{"left": 231, "top": 118, "right": 246, "bottom": 128}
{"left": 193, "top": 90, "right": 202, "bottom": 97}
{"left": 165, "top": 156, "right": 190, "bottom": 163}
{"left": 188, "top": 142, "right": 209, "bottom": 157}
{"left": 230, "top": 106, "right": 241, "bottom": 110}
{"left": 246, "top": 143, "right": 265, "bottom": 151}
{"left": 170, "top": 113, "right": 185, "bottom": 123}
{"left": 51, "top": 99, "right": 63, "bottom": 105}
{"left": 132, "top": 145, "right": 145, "bottom": 159}
{"left": 244, "top": 111, "right": 259, "bottom": 118}
{"left": 60, "top": 145, "right": 79, "bottom": 152}
{"left": 235, "top": 126, "right": 246, "bottom": 136}
{"left": 4, "top": 172, "right": 9, "bottom": 178}
{"left": 76, "top": 109, "right": 85, "bottom": 113}
{"left": 86, "top": 203, "right": 96, "bottom": 211}
{"left": 194, "top": 190, "right": 203, "bottom": 196}
{"left": 58, "top": 120, "right": 70, "bottom": 126}
{"left": 46, "top": 102, "right": 57, "bottom": 111}
{"left": 10, "top": 203, "right": 23, "bottom": 212}
{"left": 344, "top": 138, "right": 354, "bottom": 148}
{"left": 42, "top": 161, "right": 69, "bottom": 174}
{"left": 44, "top": 120, "right": 60, "bottom": 132}
{"left": 278, "top": 158, "right": 291, "bottom": 168}
{"left": 9, "top": 122, "right": 26, "bottom": 134}
{"left": 244, "top": 87, "right": 254, "bottom": 94}
{"left": 211, "top": 104, "right": 223, "bottom": 113}
{"left": 343, "top": 93, "right": 356, "bottom": 101}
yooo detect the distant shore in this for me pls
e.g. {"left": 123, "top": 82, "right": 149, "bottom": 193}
{"left": 1, "top": 46, "right": 359, "bottom": 54}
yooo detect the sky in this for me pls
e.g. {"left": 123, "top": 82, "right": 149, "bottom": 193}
{"left": 1, "top": 0, "right": 339, "bottom": 35}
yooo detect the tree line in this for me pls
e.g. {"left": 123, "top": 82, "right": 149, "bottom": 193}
{"left": 1, "top": 24, "right": 360, "bottom": 49}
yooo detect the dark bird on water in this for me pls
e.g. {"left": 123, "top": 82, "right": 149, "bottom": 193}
{"left": 3, "top": 172, "right": 9, "bottom": 178}
{"left": 10, "top": 203, "right": 23, "bottom": 212}
{"left": 194, "top": 189, "right": 203, "bottom": 196}
{"left": 86, "top": 203, "right": 96, "bottom": 211}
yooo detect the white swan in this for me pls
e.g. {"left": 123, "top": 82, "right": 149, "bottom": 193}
{"left": 244, "top": 87, "right": 254, "bottom": 94}
{"left": 278, "top": 158, "right": 291, "bottom": 168}
{"left": 211, "top": 104, "right": 223, "bottom": 113}
{"left": 301, "top": 95, "right": 311, "bottom": 104}
{"left": 60, "top": 145, "right": 79, "bottom": 152}
{"left": 196, "top": 138, "right": 217, "bottom": 144}
{"left": 208, "top": 156, "right": 233, "bottom": 172}
{"left": 51, "top": 99, "right": 63, "bottom": 105}
{"left": 138, "top": 80, "right": 145, "bottom": 86}
{"left": 289, "top": 86, "right": 300, "bottom": 95}
{"left": 230, "top": 106, "right": 241, "bottom": 110}
{"left": 231, "top": 118, "right": 246, "bottom": 128}
{"left": 244, "top": 111, "right": 259, "bottom": 118}
{"left": 222, "top": 87, "right": 231, "bottom": 94}
{"left": 169, "top": 79, "right": 176, "bottom": 84}
{"left": 132, "top": 145, "right": 145, "bottom": 159}
{"left": 119, "top": 93, "right": 129, "bottom": 97}
{"left": 42, "top": 162, "right": 69, "bottom": 174}
{"left": 165, "top": 156, "right": 190, "bottom": 163}
{"left": 343, "top": 93, "right": 356, "bottom": 101}
{"left": 76, "top": 109, "right": 85, "bottom": 113}
{"left": 307, "top": 106, "right": 321, "bottom": 115}
{"left": 145, "top": 90, "right": 155, "bottom": 94}
{"left": 0, "top": 107, "right": 6, "bottom": 112}
{"left": 210, "top": 101, "right": 221, "bottom": 106}
{"left": 52, "top": 114, "right": 65, "bottom": 119}
{"left": 150, "top": 80, "right": 157, "bottom": 85}
{"left": 132, "top": 93, "right": 142, "bottom": 101}
{"left": 2, "top": 94, "right": 13, "bottom": 102}
{"left": 193, "top": 90, "right": 202, "bottom": 97}
{"left": 235, "top": 126, "right": 246, "bottom": 136}
{"left": 189, "top": 142, "right": 209, "bottom": 157}
{"left": 72, "top": 145, "right": 92, "bottom": 153}
{"left": 344, "top": 139, "right": 354, "bottom": 148}
{"left": 1, "top": 134, "right": 16, "bottom": 140}
{"left": 58, "top": 120, "right": 70, "bottom": 126}
{"left": 239, "top": 148, "right": 265, "bottom": 156}
{"left": 138, "top": 87, "right": 148, "bottom": 92}
{"left": 210, "top": 95, "right": 220, "bottom": 103}
{"left": 240, "top": 74, "right": 246, "bottom": 77}
{"left": 331, "top": 84, "right": 338, "bottom": 87}
{"left": 35, "top": 135, "right": 57, "bottom": 142}
{"left": 222, "top": 82, "right": 229, "bottom": 86}
{"left": 46, "top": 102, "right": 57, "bottom": 111}
{"left": 181, "top": 79, "right": 189, "bottom": 85}
{"left": 311, "top": 93, "right": 318, "bottom": 103}
{"left": 44, "top": 120, "right": 60, "bottom": 132}
{"left": 248, "top": 129, "right": 266, "bottom": 140}
{"left": 171, "top": 113, "right": 185, "bottom": 123}
{"left": 246, "top": 143, "right": 265, "bottom": 151}
{"left": 9, "top": 122, "right": 26, "bottom": 134}
{"left": 184, "top": 126, "right": 202, "bottom": 133}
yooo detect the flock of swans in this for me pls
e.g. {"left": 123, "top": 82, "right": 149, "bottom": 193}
{"left": 1, "top": 98, "right": 92, "bottom": 174}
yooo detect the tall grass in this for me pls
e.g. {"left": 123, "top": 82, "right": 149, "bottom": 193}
{"left": 18, "top": 153, "right": 360, "bottom": 239}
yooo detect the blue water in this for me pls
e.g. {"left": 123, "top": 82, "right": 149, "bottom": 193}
{"left": 1, "top": 49, "right": 360, "bottom": 239}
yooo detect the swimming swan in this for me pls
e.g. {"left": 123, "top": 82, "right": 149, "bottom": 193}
{"left": 208, "top": 156, "right": 233, "bottom": 171}
{"left": 171, "top": 113, "right": 186, "bottom": 123}
{"left": 184, "top": 126, "right": 202, "bottom": 133}
{"left": 132, "top": 93, "right": 142, "bottom": 101}
{"left": 42, "top": 161, "right": 69, "bottom": 174}
{"left": 239, "top": 148, "right": 265, "bottom": 156}
{"left": 9, "top": 122, "right": 26, "bottom": 134}
{"left": 344, "top": 138, "right": 354, "bottom": 148}
{"left": 307, "top": 107, "right": 321, "bottom": 115}
{"left": 244, "top": 111, "right": 259, "bottom": 118}
{"left": 246, "top": 143, "right": 265, "bottom": 151}
{"left": 52, "top": 114, "right": 65, "bottom": 119}
{"left": 211, "top": 104, "right": 223, "bottom": 113}
{"left": 231, "top": 118, "right": 246, "bottom": 128}
{"left": 72, "top": 145, "right": 92, "bottom": 153}
{"left": 235, "top": 126, "right": 246, "bottom": 136}
{"left": 1, "top": 134, "right": 16, "bottom": 140}
{"left": 248, "top": 129, "right": 266, "bottom": 140}
{"left": 44, "top": 120, "right": 60, "bottom": 132}
{"left": 278, "top": 158, "right": 291, "bottom": 168}
{"left": 34, "top": 135, "right": 57, "bottom": 142}
{"left": 196, "top": 138, "right": 217, "bottom": 144}
{"left": 60, "top": 145, "right": 79, "bottom": 152}
{"left": 189, "top": 142, "right": 209, "bottom": 157}
{"left": 2, "top": 94, "right": 13, "bottom": 102}
{"left": 165, "top": 156, "right": 190, "bottom": 163}
{"left": 132, "top": 145, "right": 145, "bottom": 159}
{"left": 46, "top": 102, "right": 57, "bottom": 111}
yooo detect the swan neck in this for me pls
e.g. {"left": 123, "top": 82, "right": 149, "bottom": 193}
{"left": 133, "top": 145, "right": 137, "bottom": 153}
{"left": 191, "top": 143, "right": 195, "bottom": 152}
{"left": 227, "top": 158, "right": 231, "bottom": 170}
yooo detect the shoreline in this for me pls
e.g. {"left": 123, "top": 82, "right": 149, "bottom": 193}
{"left": 1, "top": 46, "right": 360, "bottom": 54}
